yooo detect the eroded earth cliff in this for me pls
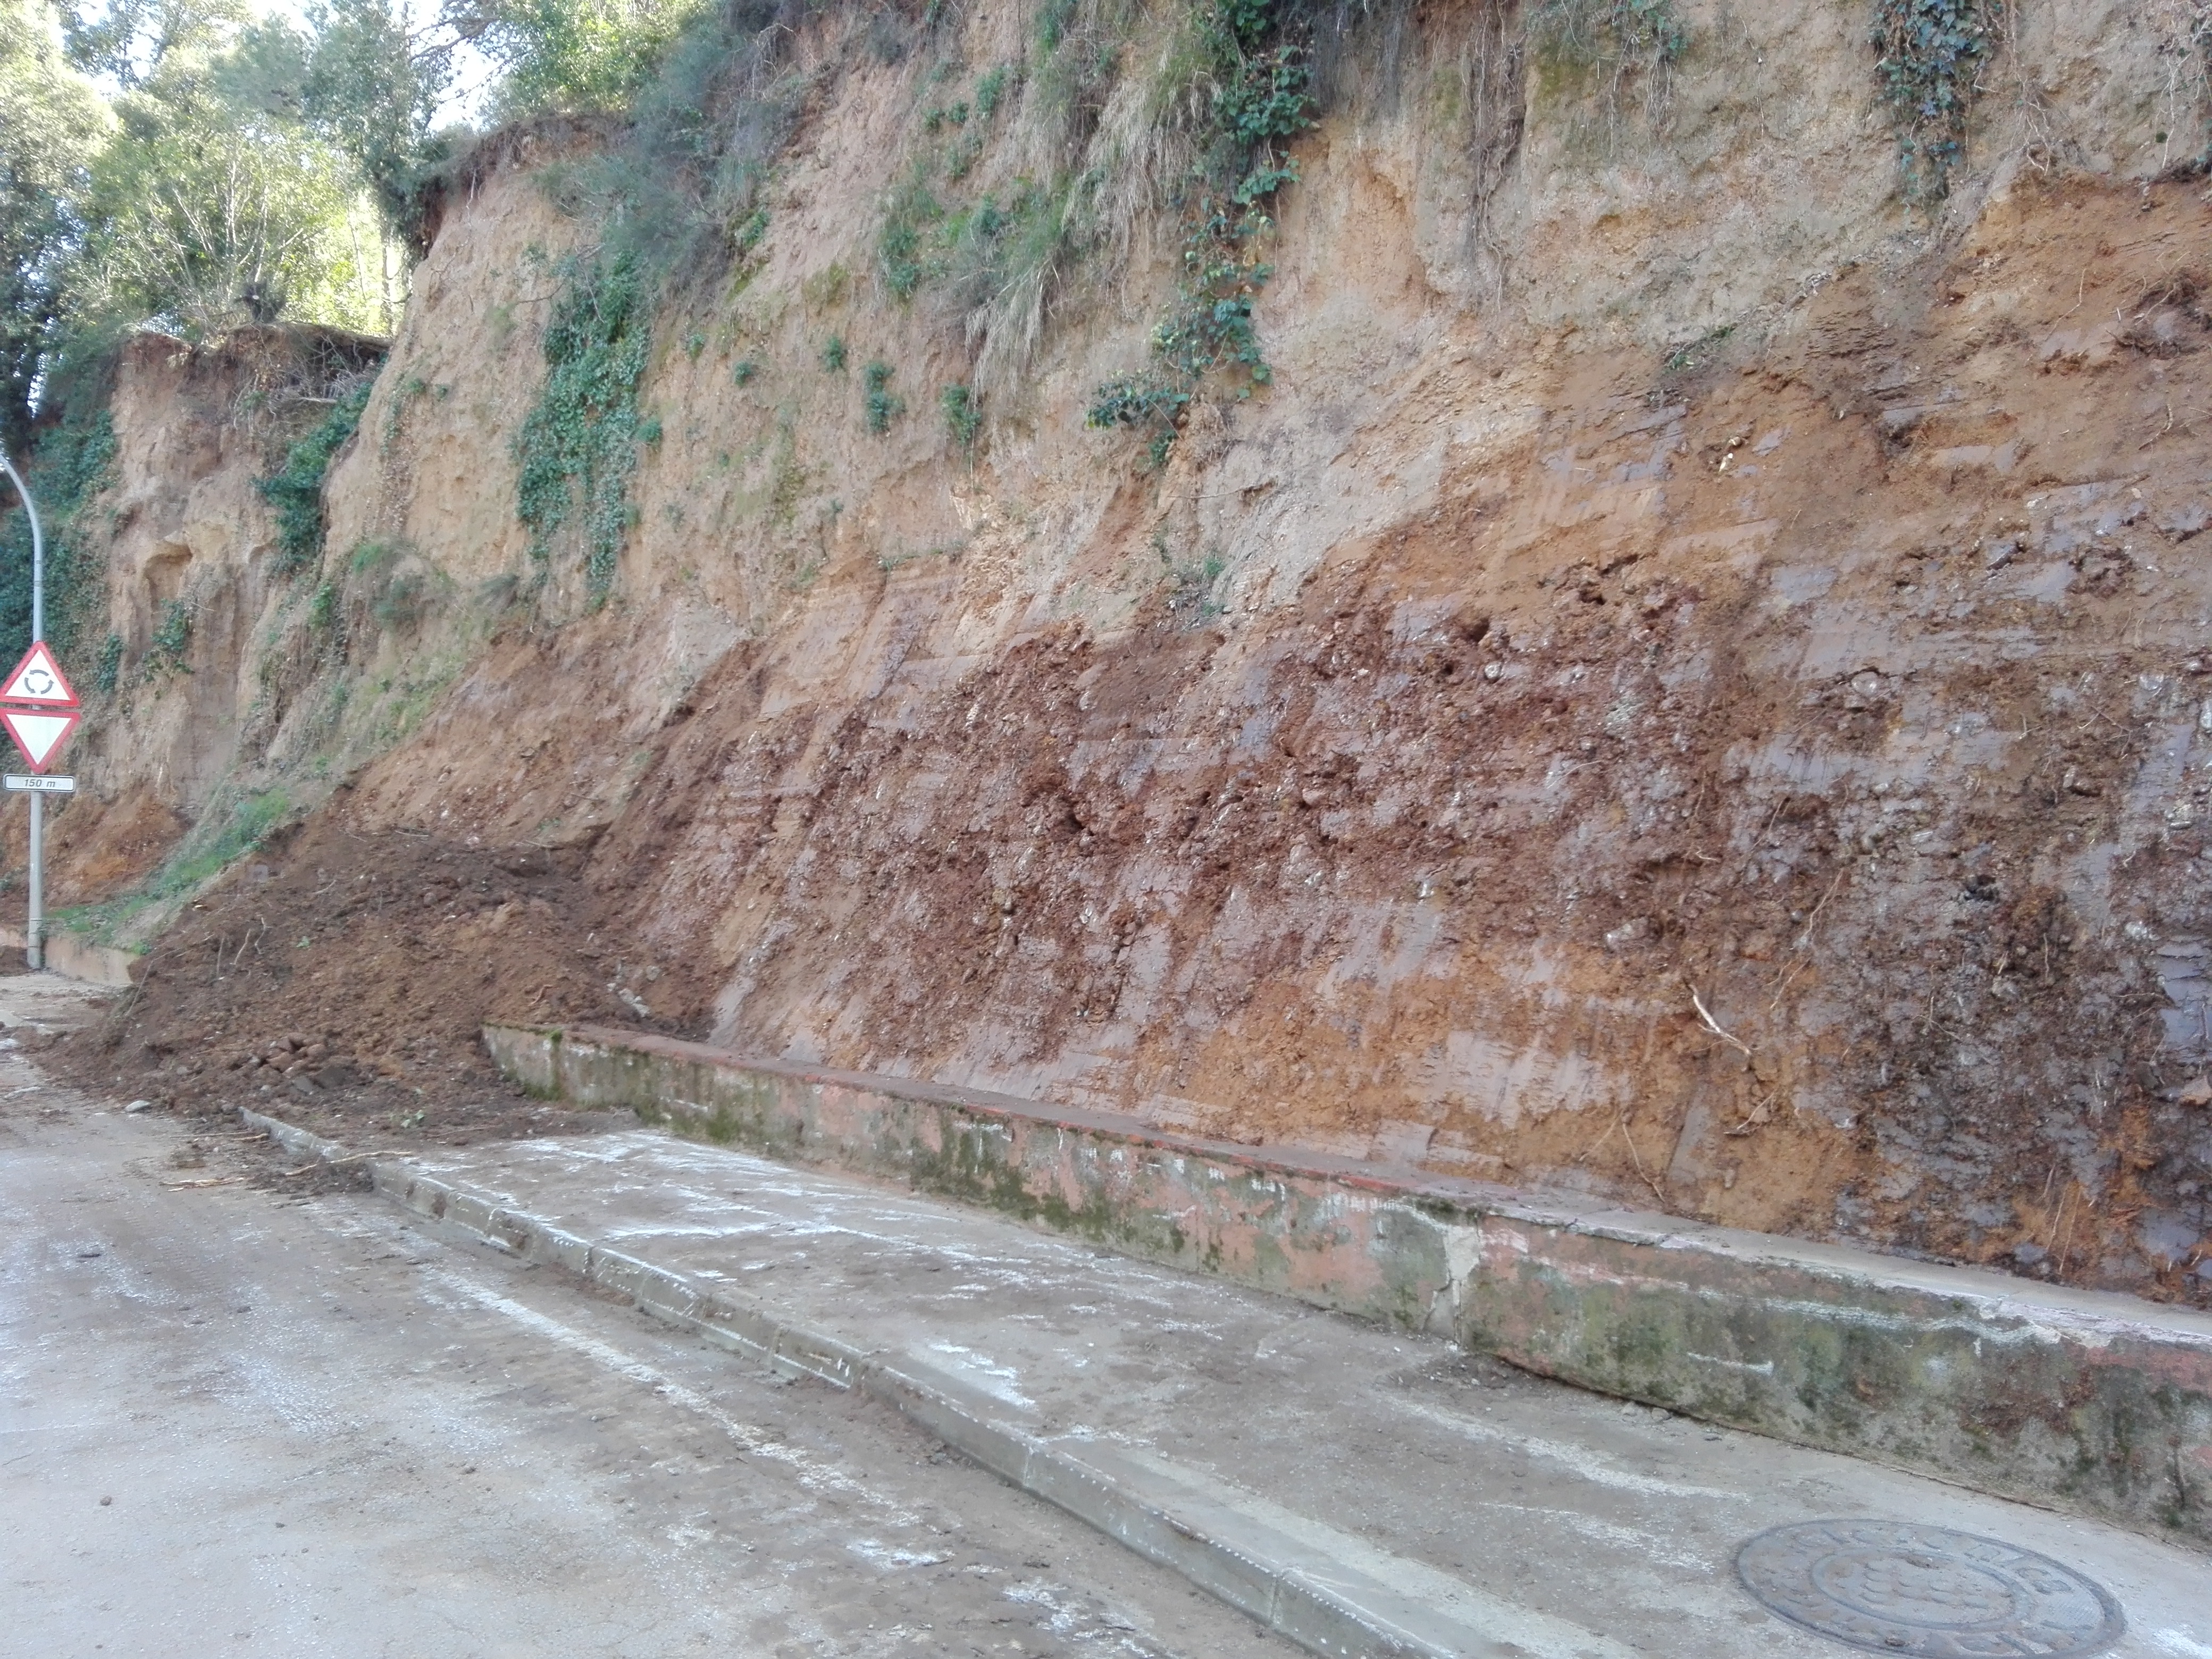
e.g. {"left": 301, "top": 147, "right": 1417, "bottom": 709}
{"left": 26, "top": 0, "right": 2212, "bottom": 1307}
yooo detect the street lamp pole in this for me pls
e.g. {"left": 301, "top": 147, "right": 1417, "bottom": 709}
{"left": 0, "top": 450, "right": 43, "bottom": 971}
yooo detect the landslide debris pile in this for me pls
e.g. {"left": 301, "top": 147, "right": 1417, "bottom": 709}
{"left": 41, "top": 799, "right": 705, "bottom": 1146}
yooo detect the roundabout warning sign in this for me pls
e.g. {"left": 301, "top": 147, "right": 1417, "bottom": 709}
{"left": 1, "top": 640, "right": 76, "bottom": 708}
{"left": 0, "top": 641, "right": 80, "bottom": 774}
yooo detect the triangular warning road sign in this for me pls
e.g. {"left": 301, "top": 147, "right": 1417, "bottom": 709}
{"left": 0, "top": 641, "right": 77, "bottom": 708}
{"left": 2, "top": 707, "right": 77, "bottom": 773}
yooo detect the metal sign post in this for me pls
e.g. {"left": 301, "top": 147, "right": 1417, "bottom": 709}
{"left": 0, "top": 450, "right": 47, "bottom": 970}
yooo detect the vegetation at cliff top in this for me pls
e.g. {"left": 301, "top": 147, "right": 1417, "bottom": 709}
{"left": 468, "top": 0, "right": 712, "bottom": 122}
{"left": 2, "top": 0, "right": 462, "bottom": 450}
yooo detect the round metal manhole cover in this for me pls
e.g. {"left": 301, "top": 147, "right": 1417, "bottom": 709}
{"left": 1735, "top": 1520, "right": 2125, "bottom": 1657}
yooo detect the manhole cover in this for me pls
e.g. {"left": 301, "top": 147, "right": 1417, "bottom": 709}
{"left": 1735, "top": 1520, "right": 2125, "bottom": 1657}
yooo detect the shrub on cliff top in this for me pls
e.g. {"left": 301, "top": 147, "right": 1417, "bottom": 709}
{"left": 474, "top": 0, "right": 714, "bottom": 120}
{"left": 525, "top": 0, "right": 805, "bottom": 287}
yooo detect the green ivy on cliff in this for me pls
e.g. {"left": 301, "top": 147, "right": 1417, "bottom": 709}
{"left": 1086, "top": 0, "right": 1314, "bottom": 467}
{"left": 260, "top": 380, "right": 376, "bottom": 578}
{"left": 515, "top": 250, "right": 652, "bottom": 604}
{"left": 94, "top": 631, "right": 123, "bottom": 694}
{"left": 503, "top": 0, "right": 817, "bottom": 607}
{"left": 145, "top": 596, "right": 194, "bottom": 676}
{"left": 1874, "top": 0, "right": 2004, "bottom": 202}
{"left": 0, "top": 401, "right": 118, "bottom": 675}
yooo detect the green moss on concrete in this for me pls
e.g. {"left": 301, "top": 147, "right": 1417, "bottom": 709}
{"left": 490, "top": 1024, "right": 2212, "bottom": 1548}
{"left": 1372, "top": 1206, "right": 1452, "bottom": 1331}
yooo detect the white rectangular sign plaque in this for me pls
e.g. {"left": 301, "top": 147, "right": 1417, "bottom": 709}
{"left": 3, "top": 774, "right": 74, "bottom": 793}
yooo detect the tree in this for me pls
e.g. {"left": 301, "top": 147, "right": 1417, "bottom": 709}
{"left": 0, "top": 0, "right": 110, "bottom": 456}
{"left": 47, "top": 1, "right": 412, "bottom": 340}
{"left": 455, "top": 0, "right": 707, "bottom": 119}
{"left": 56, "top": 0, "right": 249, "bottom": 87}
{"left": 72, "top": 63, "right": 393, "bottom": 337}
{"left": 301, "top": 0, "right": 458, "bottom": 236}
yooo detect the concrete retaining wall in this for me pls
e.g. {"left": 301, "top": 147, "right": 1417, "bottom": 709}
{"left": 0, "top": 924, "right": 142, "bottom": 987}
{"left": 484, "top": 1021, "right": 2212, "bottom": 1545}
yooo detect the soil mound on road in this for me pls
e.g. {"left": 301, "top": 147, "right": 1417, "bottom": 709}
{"left": 37, "top": 795, "right": 706, "bottom": 1147}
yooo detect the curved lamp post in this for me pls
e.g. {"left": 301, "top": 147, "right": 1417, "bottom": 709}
{"left": 0, "top": 450, "right": 45, "bottom": 971}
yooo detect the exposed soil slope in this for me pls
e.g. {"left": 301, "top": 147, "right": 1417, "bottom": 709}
{"left": 28, "top": 0, "right": 2212, "bottom": 1307}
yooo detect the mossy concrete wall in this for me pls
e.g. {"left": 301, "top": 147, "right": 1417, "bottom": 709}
{"left": 0, "top": 924, "right": 141, "bottom": 987}
{"left": 484, "top": 1021, "right": 2212, "bottom": 1547}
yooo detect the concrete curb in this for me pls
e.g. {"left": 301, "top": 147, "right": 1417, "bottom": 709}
{"left": 481, "top": 1022, "right": 2212, "bottom": 1546}
{"left": 240, "top": 1107, "right": 1616, "bottom": 1659}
